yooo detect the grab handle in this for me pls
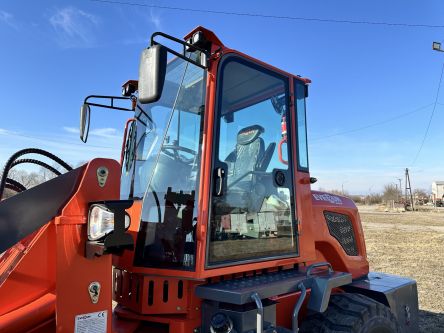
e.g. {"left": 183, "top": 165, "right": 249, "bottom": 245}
{"left": 278, "top": 136, "right": 288, "bottom": 165}
{"left": 306, "top": 262, "right": 333, "bottom": 277}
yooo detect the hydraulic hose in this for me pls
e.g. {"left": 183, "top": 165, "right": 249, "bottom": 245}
{"left": 5, "top": 183, "right": 24, "bottom": 194}
{"left": 0, "top": 148, "right": 72, "bottom": 200}
{"left": 5, "top": 178, "right": 27, "bottom": 192}
{"left": 11, "top": 159, "right": 62, "bottom": 176}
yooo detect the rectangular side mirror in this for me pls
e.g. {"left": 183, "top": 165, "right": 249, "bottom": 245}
{"left": 80, "top": 103, "right": 91, "bottom": 143}
{"left": 138, "top": 44, "right": 167, "bottom": 104}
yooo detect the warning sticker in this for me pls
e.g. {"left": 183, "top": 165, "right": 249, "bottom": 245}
{"left": 74, "top": 310, "right": 107, "bottom": 333}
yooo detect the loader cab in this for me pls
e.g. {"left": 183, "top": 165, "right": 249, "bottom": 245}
{"left": 116, "top": 27, "right": 314, "bottom": 280}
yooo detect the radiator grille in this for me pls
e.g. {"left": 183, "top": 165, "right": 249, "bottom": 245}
{"left": 324, "top": 211, "right": 358, "bottom": 256}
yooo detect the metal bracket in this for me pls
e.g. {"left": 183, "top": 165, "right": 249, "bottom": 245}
{"left": 306, "top": 266, "right": 351, "bottom": 312}
{"left": 84, "top": 95, "right": 135, "bottom": 112}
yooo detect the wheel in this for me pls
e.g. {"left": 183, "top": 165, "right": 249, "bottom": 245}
{"left": 300, "top": 293, "right": 400, "bottom": 333}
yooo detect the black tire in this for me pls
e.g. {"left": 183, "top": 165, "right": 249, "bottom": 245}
{"left": 300, "top": 293, "right": 400, "bottom": 333}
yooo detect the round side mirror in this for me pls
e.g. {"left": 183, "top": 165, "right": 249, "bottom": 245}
{"left": 80, "top": 104, "right": 91, "bottom": 143}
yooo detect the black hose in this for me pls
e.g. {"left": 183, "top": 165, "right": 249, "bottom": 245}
{"left": 0, "top": 148, "right": 72, "bottom": 200}
{"left": 6, "top": 177, "right": 27, "bottom": 192}
{"left": 11, "top": 159, "right": 62, "bottom": 176}
{"left": 5, "top": 183, "right": 23, "bottom": 194}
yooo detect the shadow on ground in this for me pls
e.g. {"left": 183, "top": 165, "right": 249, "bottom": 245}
{"left": 419, "top": 310, "right": 444, "bottom": 332}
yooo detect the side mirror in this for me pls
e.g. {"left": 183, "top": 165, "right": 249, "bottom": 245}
{"left": 138, "top": 44, "right": 167, "bottom": 104}
{"left": 80, "top": 103, "right": 91, "bottom": 143}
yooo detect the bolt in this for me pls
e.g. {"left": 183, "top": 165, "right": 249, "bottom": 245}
{"left": 176, "top": 306, "right": 182, "bottom": 311}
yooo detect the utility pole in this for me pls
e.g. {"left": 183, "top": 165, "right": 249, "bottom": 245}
{"left": 405, "top": 168, "right": 414, "bottom": 211}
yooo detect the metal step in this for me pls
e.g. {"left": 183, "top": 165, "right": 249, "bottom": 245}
{"left": 196, "top": 265, "right": 351, "bottom": 311}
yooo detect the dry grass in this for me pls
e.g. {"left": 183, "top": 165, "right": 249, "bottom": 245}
{"left": 359, "top": 206, "right": 444, "bottom": 332}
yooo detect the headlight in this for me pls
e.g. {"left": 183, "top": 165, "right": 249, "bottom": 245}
{"left": 88, "top": 204, "right": 130, "bottom": 241}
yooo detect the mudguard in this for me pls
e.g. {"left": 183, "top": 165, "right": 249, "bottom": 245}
{"left": 344, "top": 272, "right": 419, "bottom": 333}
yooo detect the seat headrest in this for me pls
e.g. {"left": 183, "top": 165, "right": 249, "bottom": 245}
{"left": 237, "top": 125, "right": 264, "bottom": 145}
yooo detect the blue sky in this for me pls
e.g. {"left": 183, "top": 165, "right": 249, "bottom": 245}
{"left": 1, "top": 0, "right": 443, "bottom": 194}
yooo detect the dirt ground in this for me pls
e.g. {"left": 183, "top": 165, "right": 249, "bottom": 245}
{"left": 359, "top": 205, "right": 444, "bottom": 332}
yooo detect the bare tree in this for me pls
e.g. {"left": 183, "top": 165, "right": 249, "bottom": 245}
{"left": 365, "top": 193, "right": 383, "bottom": 205}
{"left": 7, "top": 169, "right": 41, "bottom": 189}
{"left": 414, "top": 188, "right": 429, "bottom": 204}
{"left": 3, "top": 188, "right": 14, "bottom": 199}
{"left": 2, "top": 168, "right": 48, "bottom": 199}
{"left": 413, "top": 188, "right": 428, "bottom": 199}
{"left": 383, "top": 184, "right": 399, "bottom": 202}
{"left": 329, "top": 189, "right": 349, "bottom": 196}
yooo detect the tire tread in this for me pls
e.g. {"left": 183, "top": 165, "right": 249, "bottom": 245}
{"left": 300, "top": 293, "right": 400, "bottom": 333}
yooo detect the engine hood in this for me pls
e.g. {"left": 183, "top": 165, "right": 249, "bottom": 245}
{"left": 311, "top": 190, "right": 358, "bottom": 211}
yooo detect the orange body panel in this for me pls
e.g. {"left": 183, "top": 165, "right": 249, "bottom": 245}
{"left": 0, "top": 158, "right": 121, "bottom": 332}
{"left": 0, "top": 224, "right": 56, "bottom": 318}
{"left": 113, "top": 37, "right": 367, "bottom": 281}
{"left": 109, "top": 27, "right": 369, "bottom": 332}
{"left": 54, "top": 158, "right": 120, "bottom": 332}
{"left": 310, "top": 190, "right": 369, "bottom": 278}
{"left": 0, "top": 26, "right": 371, "bottom": 333}
{"left": 0, "top": 293, "right": 55, "bottom": 333}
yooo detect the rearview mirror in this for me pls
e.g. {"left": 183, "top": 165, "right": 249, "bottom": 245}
{"left": 80, "top": 103, "right": 91, "bottom": 143}
{"left": 138, "top": 44, "right": 167, "bottom": 104}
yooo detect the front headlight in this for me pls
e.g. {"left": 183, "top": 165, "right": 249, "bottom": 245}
{"left": 88, "top": 204, "right": 130, "bottom": 241}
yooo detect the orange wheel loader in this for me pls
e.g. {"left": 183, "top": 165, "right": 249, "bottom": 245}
{"left": 0, "top": 27, "right": 419, "bottom": 333}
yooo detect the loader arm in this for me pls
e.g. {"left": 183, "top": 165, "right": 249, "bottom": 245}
{"left": 0, "top": 167, "right": 83, "bottom": 254}
{"left": 0, "top": 158, "right": 121, "bottom": 333}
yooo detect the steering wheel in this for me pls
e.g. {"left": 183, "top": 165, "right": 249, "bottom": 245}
{"left": 161, "top": 144, "right": 197, "bottom": 164}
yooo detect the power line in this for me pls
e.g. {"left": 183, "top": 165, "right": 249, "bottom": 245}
{"left": 0, "top": 131, "right": 115, "bottom": 150}
{"left": 311, "top": 102, "right": 435, "bottom": 141}
{"left": 411, "top": 61, "right": 444, "bottom": 165}
{"left": 89, "top": 0, "right": 444, "bottom": 29}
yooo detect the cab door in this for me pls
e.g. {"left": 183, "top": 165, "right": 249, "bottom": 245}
{"left": 207, "top": 55, "right": 298, "bottom": 267}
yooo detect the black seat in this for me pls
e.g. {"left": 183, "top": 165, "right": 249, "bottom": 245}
{"left": 226, "top": 125, "right": 264, "bottom": 189}
{"left": 224, "top": 125, "right": 265, "bottom": 211}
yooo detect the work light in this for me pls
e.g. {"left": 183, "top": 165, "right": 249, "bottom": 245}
{"left": 87, "top": 204, "right": 130, "bottom": 241}
{"left": 433, "top": 41, "right": 443, "bottom": 52}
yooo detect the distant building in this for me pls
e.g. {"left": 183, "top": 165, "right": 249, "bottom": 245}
{"left": 431, "top": 181, "right": 444, "bottom": 203}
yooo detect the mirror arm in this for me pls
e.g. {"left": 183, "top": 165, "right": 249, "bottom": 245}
{"left": 84, "top": 95, "right": 136, "bottom": 112}
{"left": 151, "top": 31, "right": 209, "bottom": 55}
{"left": 150, "top": 32, "right": 209, "bottom": 69}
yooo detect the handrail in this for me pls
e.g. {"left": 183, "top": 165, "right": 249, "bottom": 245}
{"left": 306, "top": 262, "right": 333, "bottom": 277}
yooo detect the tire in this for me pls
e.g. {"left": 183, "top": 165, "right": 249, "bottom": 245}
{"left": 300, "top": 293, "right": 400, "bottom": 333}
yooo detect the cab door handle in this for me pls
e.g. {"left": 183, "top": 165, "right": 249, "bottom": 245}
{"left": 214, "top": 167, "right": 225, "bottom": 196}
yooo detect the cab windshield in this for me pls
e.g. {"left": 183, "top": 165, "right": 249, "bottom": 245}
{"left": 120, "top": 52, "right": 206, "bottom": 270}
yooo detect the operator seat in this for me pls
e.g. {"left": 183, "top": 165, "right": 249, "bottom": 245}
{"left": 224, "top": 125, "right": 265, "bottom": 211}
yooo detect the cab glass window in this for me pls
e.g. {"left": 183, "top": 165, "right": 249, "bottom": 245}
{"left": 208, "top": 57, "right": 298, "bottom": 266}
{"left": 295, "top": 80, "right": 309, "bottom": 171}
